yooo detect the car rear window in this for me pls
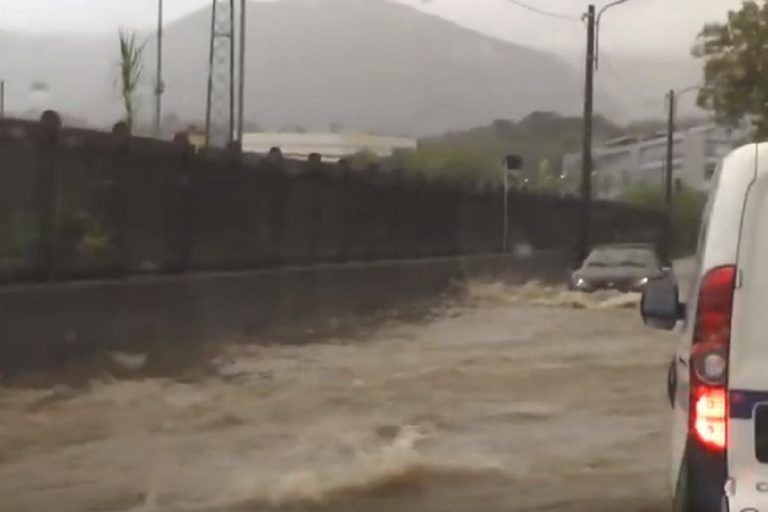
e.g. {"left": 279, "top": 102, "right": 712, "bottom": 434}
{"left": 584, "top": 248, "right": 659, "bottom": 269}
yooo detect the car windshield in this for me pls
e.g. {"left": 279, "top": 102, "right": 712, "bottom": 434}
{"left": 584, "top": 247, "right": 659, "bottom": 269}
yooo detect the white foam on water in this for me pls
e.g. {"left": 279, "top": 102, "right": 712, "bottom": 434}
{"left": 228, "top": 424, "right": 505, "bottom": 507}
{"left": 466, "top": 281, "right": 641, "bottom": 310}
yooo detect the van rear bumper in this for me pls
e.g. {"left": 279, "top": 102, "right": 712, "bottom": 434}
{"left": 724, "top": 494, "right": 768, "bottom": 512}
{"left": 685, "top": 437, "right": 728, "bottom": 512}
{"left": 723, "top": 474, "right": 768, "bottom": 512}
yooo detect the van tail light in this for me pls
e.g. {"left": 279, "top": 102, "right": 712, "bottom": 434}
{"left": 693, "top": 387, "right": 727, "bottom": 450}
{"left": 690, "top": 266, "right": 736, "bottom": 451}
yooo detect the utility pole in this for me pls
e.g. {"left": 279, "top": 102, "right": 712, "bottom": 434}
{"left": 665, "top": 89, "right": 675, "bottom": 212}
{"left": 205, "top": 0, "right": 236, "bottom": 147}
{"left": 578, "top": 4, "right": 596, "bottom": 263}
{"left": 237, "top": 0, "right": 247, "bottom": 148}
{"left": 503, "top": 163, "right": 509, "bottom": 253}
{"left": 575, "top": 0, "right": 630, "bottom": 262}
{"left": 154, "top": 0, "right": 164, "bottom": 138}
{"left": 663, "top": 89, "right": 676, "bottom": 261}
{"left": 662, "top": 85, "right": 698, "bottom": 258}
{"left": 229, "top": 1, "right": 236, "bottom": 145}
{"left": 0, "top": 80, "right": 5, "bottom": 118}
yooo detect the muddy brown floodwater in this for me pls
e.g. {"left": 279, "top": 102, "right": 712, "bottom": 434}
{"left": 0, "top": 281, "right": 677, "bottom": 512}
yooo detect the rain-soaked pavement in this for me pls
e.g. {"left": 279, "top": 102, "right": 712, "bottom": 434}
{"left": 0, "top": 280, "right": 679, "bottom": 512}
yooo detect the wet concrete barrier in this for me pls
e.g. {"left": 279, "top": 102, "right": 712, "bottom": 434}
{"left": 0, "top": 251, "right": 567, "bottom": 375}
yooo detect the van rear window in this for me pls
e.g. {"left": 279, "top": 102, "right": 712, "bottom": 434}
{"left": 755, "top": 406, "right": 768, "bottom": 463}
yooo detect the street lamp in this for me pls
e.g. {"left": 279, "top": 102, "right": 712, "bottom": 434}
{"left": 594, "top": 0, "right": 631, "bottom": 70}
{"left": 577, "top": 0, "right": 631, "bottom": 262}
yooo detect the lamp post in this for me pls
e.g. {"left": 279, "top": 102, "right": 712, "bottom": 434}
{"left": 577, "top": 0, "right": 632, "bottom": 263}
{"left": 594, "top": 0, "right": 632, "bottom": 70}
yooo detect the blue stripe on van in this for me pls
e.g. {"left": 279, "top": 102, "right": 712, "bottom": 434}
{"left": 730, "top": 390, "right": 768, "bottom": 419}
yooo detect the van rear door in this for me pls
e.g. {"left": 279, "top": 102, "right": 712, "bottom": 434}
{"left": 726, "top": 144, "right": 768, "bottom": 509}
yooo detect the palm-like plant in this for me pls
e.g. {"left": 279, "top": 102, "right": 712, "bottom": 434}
{"left": 117, "top": 29, "right": 146, "bottom": 133}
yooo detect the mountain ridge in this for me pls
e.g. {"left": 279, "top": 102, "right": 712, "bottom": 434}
{"left": 1, "top": 0, "right": 627, "bottom": 135}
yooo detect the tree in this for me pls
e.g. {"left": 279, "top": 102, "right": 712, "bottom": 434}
{"left": 531, "top": 159, "right": 560, "bottom": 193}
{"left": 622, "top": 183, "right": 707, "bottom": 256}
{"left": 693, "top": 1, "right": 768, "bottom": 137}
{"left": 347, "top": 149, "right": 380, "bottom": 169}
{"left": 383, "top": 146, "right": 495, "bottom": 182}
{"left": 117, "top": 29, "right": 146, "bottom": 133}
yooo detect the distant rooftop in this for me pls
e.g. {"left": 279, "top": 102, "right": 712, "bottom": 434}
{"left": 604, "top": 135, "right": 640, "bottom": 148}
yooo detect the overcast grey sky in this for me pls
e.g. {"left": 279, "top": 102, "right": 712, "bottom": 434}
{"left": 0, "top": 0, "right": 744, "bottom": 54}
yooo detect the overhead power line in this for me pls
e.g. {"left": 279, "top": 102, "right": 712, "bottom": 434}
{"left": 505, "top": 0, "right": 580, "bottom": 22}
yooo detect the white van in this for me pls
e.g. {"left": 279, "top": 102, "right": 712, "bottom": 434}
{"left": 642, "top": 143, "right": 768, "bottom": 512}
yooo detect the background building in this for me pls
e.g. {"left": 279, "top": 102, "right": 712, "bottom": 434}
{"left": 242, "top": 132, "right": 417, "bottom": 162}
{"left": 562, "top": 124, "right": 748, "bottom": 199}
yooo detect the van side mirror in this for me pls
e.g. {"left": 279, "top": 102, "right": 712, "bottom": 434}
{"left": 641, "top": 276, "right": 685, "bottom": 330}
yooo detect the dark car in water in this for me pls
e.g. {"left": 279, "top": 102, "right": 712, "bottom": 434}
{"left": 569, "top": 243, "right": 672, "bottom": 293}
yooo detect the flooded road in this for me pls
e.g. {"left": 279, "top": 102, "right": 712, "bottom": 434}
{"left": 0, "top": 281, "right": 675, "bottom": 512}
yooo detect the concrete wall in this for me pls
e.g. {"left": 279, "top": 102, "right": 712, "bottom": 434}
{"left": 0, "top": 116, "right": 666, "bottom": 377}
{"left": 0, "top": 116, "right": 664, "bottom": 284}
{"left": 0, "top": 252, "right": 568, "bottom": 376}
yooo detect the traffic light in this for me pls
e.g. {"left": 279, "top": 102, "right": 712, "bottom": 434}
{"left": 504, "top": 155, "right": 523, "bottom": 171}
